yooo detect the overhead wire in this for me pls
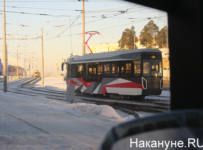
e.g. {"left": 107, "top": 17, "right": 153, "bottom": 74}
{"left": 0, "top": 1, "right": 166, "bottom": 41}
{"left": 46, "top": 15, "right": 166, "bottom": 40}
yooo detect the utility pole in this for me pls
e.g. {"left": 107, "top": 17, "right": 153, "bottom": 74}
{"left": 29, "top": 59, "right": 31, "bottom": 77}
{"left": 24, "top": 58, "right": 26, "bottom": 78}
{"left": 133, "top": 33, "right": 135, "bottom": 49}
{"left": 82, "top": 0, "right": 85, "bottom": 56}
{"left": 41, "top": 28, "right": 45, "bottom": 87}
{"left": 16, "top": 48, "right": 19, "bottom": 79}
{"left": 69, "top": 17, "right": 73, "bottom": 53}
{"left": 2, "top": 0, "right": 8, "bottom": 92}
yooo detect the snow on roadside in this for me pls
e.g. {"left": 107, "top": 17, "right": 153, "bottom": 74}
{"left": 0, "top": 90, "right": 130, "bottom": 123}
{"left": 34, "top": 76, "right": 66, "bottom": 91}
{"left": 0, "top": 91, "right": 132, "bottom": 150}
{"left": 160, "top": 90, "right": 170, "bottom": 97}
{"left": 65, "top": 103, "right": 126, "bottom": 122}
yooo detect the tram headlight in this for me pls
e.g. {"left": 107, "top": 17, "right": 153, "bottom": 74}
{"left": 155, "top": 73, "right": 158, "bottom": 77}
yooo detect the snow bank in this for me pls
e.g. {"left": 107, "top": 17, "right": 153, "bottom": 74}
{"left": 160, "top": 90, "right": 170, "bottom": 97}
{"left": 65, "top": 103, "right": 126, "bottom": 122}
{"left": 0, "top": 91, "right": 129, "bottom": 150}
{"left": 34, "top": 77, "right": 66, "bottom": 91}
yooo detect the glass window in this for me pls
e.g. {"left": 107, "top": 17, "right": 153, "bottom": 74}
{"left": 89, "top": 67, "right": 93, "bottom": 73}
{"left": 92, "top": 67, "right": 96, "bottom": 75}
{"left": 120, "top": 65, "right": 125, "bottom": 74}
{"left": 134, "top": 61, "right": 141, "bottom": 75}
{"left": 104, "top": 64, "right": 110, "bottom": 74}
{"left": 126, "top": 63, "right": 131, "bottom": 74}
{"left": 97, "top": 64, "right": 102, "bottom": 75}
{"left": 143, "top": 62, "right": 150, "bottom": 75}
{"left": 77, "top": 64, "right": 83, "bottom": 75}
{"left": 70, "top": 64, "right": 77, "bottom": 77}
{"left": 112, "top": 64, "right": 116, "bottom": 74}
{"left": 159, "top": 62, "right": 162, "bottom": 74}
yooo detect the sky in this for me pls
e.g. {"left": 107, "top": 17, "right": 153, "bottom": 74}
{"left": 0, "top": 0, "right": 167, "bottom": 76}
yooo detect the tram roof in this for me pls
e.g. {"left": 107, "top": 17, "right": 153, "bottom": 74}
{"left": 67, "top": 48, "right": 161, "bottom": 64}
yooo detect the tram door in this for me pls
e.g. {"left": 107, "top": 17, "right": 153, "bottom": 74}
{"left": 142, "top": 58, "right": 163, "bottom": 95}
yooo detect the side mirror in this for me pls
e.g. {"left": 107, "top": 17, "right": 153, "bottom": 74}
{"left": 61, "top": 62, "right": 67, "bottom": 71}
{"left": 100, "top": 110, "right": 203, "bottom": 150}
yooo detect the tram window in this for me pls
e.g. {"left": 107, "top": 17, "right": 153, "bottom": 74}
{"left": 97, "top": 64, "right": 102, "bottom": 75}
{"left": 89, "top": 67, "right": 93, "bottom": 73}
{"left": 120, "top": 62, "right": 126, "bottom": 75}
{"left": 126, "top": 63, "right": 132, "bottom": 74}
{"left": 143, "top": 62, "right": 150, "bottom": 75}
{"left": 121, "top": 66, "right": 125, "bottom": 74}
{"left": 70, "top": 64, "right": 77, "bottom": 77}
{"left": 92, "top": 67, "right": 96, "bottom": 75}
{"left": 77, "top": 64, "right": 83, "bottom": 76}
{"left": 133, "top": 61, "right": 141, "bottom": 75}
{"left": 104, "top": 64, "right": 111, "bottom": 74}
{"left": 159, "top": 62, "right": 163, "bottom": 74}
{"left": 112, "top": 64, "right": 116, "bottom": 74}
{"left": 117, "top": 65, "right": 120, "bottom": 74}
{"left": 151, "top": 64, "right": 156, "bottom": 71}
{"left": 88, "top": 65, "right": 97, "bottom": 74}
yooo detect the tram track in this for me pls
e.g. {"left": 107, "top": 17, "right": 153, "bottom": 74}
{"left": 75, "top": 95, "right": 169, "bottom": 113}
{"left": 6, "top": 77, "right": 170, "bottom": 115}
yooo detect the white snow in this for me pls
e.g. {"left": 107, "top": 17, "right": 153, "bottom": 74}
{"left": 66, "top": 103, "right": 125, "bottom": 122}
{"left": 0, "top": 84, "right": 130, "bottom": 150}
{"left": 160, "top": 90, "right": 171, "bottom": 97}
{"left": 145, "top": 90, "right": 171, "bottom": 101}
{"left": 34, "top": 76, "right": 66, "bottom": 91}
{"left": 0, "top": 77, "right": 168, "bottom": 150}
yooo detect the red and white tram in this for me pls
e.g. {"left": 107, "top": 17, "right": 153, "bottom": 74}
{"left": 62, "top": 49, "right": 163, "bottom": 100}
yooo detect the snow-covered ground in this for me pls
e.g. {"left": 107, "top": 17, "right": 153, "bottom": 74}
{"left": 34, "top": 76, "right": 66, "bottom": 91}
{"left": 0, "top": 90, "right": 131, "bottom": 150}
{"left": 0, "top": 77, "right": 169, "bottom": 150}
{"left": 160, "top": 90, "right": 170, "bottom": 97}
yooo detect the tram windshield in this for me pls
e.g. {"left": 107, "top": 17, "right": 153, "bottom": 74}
{"left": 143, "top": 59, "right": 162, "bottom": 77}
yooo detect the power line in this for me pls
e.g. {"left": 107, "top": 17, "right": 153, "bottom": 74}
{"left": 0, "top": 36, "right": 41, "bottom": 40}
{"left": 47, "top": 15, "right": 81, "bottom": 39}
{"left": 46, "top": 15, "right": 166, "bottom": 40}
{"left": 0, "top": 10, "right": 71, "bottom": 17}
{"left": 0, "top": 0, "right": 76, "bottom": 2}
{"left": 0, "top": 5, "right": 151, "bottom": 18}
{"left": 0, "top": 5, "right": 135, "bottom": 13}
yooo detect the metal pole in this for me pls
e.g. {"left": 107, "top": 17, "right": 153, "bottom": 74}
{"left": 41, "top": 28, "right": 45, "bottom": 86}
{"left": 29, "top": 59, "right": 31, "bottom": 77}
{"left": 133, "top": 33, "right": 135, "bottom": 49}
{"left": 17, "top": 48, "right": 19, "bottom": 79}
{"left": 82, "top": 0, "right": 85, "bottom": 56}
{"left": 2, "top": 0, "right": 8, "bottom": 92}
{"left": 24, "top": 58, "right": 26, "bottom": 77}
{"left": 69, "top": 17, "right": 73, "bottom": 53}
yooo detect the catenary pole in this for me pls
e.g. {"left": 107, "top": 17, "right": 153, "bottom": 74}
{"left": 2, "top": 0, "right": 8, "bottom": 92}
{"left": 17, "top": 48, "right": 19, "bottom": 79}
{"left": 41, "top": 29, "right": 45, "bottom": 87}
{"left": 24, "top": 58, "right": 26, "bottom": 77}
{"left": 82, "top": 0, "right": 85, "bottom": 56}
